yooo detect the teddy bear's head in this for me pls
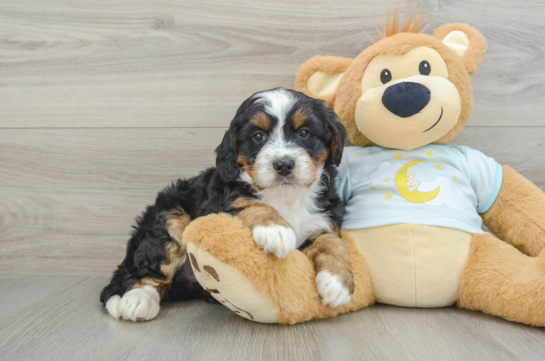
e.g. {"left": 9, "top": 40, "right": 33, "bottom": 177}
{"left": 295, "top": 12, "right": 487, "bottom": 150}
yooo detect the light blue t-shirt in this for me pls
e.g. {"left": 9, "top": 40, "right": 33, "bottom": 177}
{"left": 336, "top": 145, "right": 503, "bottom": 234}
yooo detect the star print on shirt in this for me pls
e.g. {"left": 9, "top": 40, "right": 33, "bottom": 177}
{"left": 426, "top": 151, "right": 434, "bottom": 157}
{"left": 383, "top": 179, "right": 390, "bottom": 182}
{"left": 434, "top": 164, "right": 444, "bottom": 170}
{"left": 453, "top": 176, "right": 458, "bottom": 182}
{"left": 384, "top": 192, "right": 393, "bottom": 200}
{"left": 369, "top": 186, "right": 376, "bottom": 190}
{"left": 393, "top": 152, "right": 403, "bottom": 159}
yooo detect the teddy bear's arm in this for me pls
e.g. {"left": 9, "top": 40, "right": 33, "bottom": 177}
{"left": 481, "top": 165, "right": 545, "bottom": 256}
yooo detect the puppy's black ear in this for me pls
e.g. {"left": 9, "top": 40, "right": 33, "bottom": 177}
{"left": 216, "top": 93, "right": 260, "bottom": 182}
{"left": 215, "top": 128, "right": 240, "bottom": 183}
{"left": 322, "top": 104, "right": 346, "bottom": 166}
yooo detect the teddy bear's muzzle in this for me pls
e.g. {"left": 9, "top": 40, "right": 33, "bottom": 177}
{"left": 382, "top": 81, "right": 431, "bottom": 118}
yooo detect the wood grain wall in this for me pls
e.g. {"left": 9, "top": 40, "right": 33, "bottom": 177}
{"left": 1, "top": 0, "right": 544, "bottom": 276}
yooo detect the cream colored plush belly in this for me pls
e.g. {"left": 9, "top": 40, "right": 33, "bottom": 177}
{"left": 347, "top": 225, "right": 472, "bottom": 308}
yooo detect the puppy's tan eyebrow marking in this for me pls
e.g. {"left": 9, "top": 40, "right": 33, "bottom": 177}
{"left": 293, "top": 109, "right": 307, "bottom": 129}
{"left": 250, "top": 112, "right": 270, "bottom": 130}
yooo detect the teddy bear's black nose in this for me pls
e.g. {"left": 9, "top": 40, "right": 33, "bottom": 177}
{"left": 382, "top": 82, "right": 431, "bottom": 118}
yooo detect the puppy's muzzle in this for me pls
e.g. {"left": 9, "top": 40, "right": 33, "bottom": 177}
{"left": 273, "top": 159, "right": 295, "bottom": 176}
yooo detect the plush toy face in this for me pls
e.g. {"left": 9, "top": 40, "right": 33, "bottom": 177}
{"left": 296, "top": 21, "right": 487, "bottom": 150}
{"left": 355, "top": 45, "right": 460, "bottom": 149}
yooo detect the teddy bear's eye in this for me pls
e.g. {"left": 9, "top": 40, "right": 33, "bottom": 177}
{"left": 380, "top": 69, "right": 392, "bottom": 84}
{"left": 419, "top": 60, "right": 431, "bottom": 76}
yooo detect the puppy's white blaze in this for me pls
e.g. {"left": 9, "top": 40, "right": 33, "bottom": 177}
{"left": 255, "top": 89, "right": 296, "bottom": 140}
{"left": 105, "top": 295, "right": 121, "bottom": 319}
{"left": 316, "top": 271, "right": 352, "bottom": 308}
{"left": 117, "top": 285, "right": 161, "bottom": 322}
{"left": 252, "top": 224, "right": 296, "bottom": 258}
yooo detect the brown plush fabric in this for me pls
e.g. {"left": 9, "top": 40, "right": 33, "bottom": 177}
{"left": 458, "top": 233, "right": 545, "bottom": 327}
{"left": 482, "top": 165, "right": 545, "bottom": 257}
{"left": 295, "top": 24, "right": 486, "bottom": 147}
{"left": 182, "top": 213, "right": 375, "bottom": 324}
{"left": 295, "top": 56, "right": 353, "bottom": 108}
{"left": 184, "top": 17, "right": 545, "bottom": 327}
{"left": 333, "top": 32, "right": 475, "bottom": 147}
{"left": 433, "top": 23, "right": 487, "bottom": 76}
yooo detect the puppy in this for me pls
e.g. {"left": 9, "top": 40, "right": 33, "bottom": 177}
{"left": 100, "top": 88, "right": 353, "bottom": 322}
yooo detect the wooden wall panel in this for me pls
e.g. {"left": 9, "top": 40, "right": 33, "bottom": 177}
{"left": 0, "top": 0, "right": 544, "bottom": 276}
{"left": 1, "top": 127, "right": 544, "bottom": 276}
{"left": 0, "top": 0, "right": 544, "bottom": 128}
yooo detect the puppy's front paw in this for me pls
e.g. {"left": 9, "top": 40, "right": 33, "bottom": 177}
{"left": 252, "top": 224, "right": 296, "bottom": 258}
{"left": 114, "top": 286, "right": 161, "bottom": 322}
{"left": 316, "top": 271, "right": 352, "bottom": 308}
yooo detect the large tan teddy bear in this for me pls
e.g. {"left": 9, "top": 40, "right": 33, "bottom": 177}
{"left": 181, "top": 14, "right": 545, "bottom": 326}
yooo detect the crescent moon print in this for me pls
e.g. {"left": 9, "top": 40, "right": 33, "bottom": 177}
{"left": 395, "top": 160, "right": 440, "bottom": 203}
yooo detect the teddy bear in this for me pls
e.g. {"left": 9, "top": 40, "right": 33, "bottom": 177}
{"left": 179, "top": 12, "right": 545, "bottom": 326}
{"left": 405, "top": 171, "right": 420, "bottom": 192}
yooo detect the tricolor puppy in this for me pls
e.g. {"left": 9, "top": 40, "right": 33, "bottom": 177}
{"left": 100, "top": 88, "right": 352, "bottom": 322}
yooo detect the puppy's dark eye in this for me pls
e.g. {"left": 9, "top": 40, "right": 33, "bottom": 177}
{"left": 380, "top": 69, "right": 392, "bottom": 84}
{"left": 419, "top": 60, "right": 431, "bottom": 75}
{"left": 298, "top": 128, "right": 310, "bottom": 138}
{"left": 253, "top": 132, "right": 266, "bottom": 142}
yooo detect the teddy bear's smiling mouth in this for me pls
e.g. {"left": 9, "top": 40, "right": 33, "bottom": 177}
{"left": 422, "top": 107, "right": 443, "bottom": 133}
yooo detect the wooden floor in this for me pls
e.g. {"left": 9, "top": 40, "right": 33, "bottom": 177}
{"left": 0, "top": 276, "right": 544, "bottom": 361}
{"left": 1, "top": 0, "right": 545, "bottom": 359}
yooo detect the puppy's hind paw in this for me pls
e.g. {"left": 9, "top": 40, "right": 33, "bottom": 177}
{"left": 316, "top": 271, "right": 352, "bottom": 308}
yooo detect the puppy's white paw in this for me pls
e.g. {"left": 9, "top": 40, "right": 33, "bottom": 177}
{"left": 253, "top": 224, "right": 296, "bottom": 258}
{"left": 316, "top": 271, "right": 352, "bottom": 308}
{"left": 116, "top": 286, "right": 161, "bottom": 322}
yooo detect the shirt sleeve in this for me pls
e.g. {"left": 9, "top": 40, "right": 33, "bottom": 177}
{"left": 460, "top": 146, "right": 503, "bottom": 213}
{"left": 335, "top": 150, "right": 351, "bottom": 206}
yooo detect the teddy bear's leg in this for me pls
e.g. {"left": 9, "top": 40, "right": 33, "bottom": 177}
{"left": 458, "top": 232, "right": 545, "bottom": 327}
{"left": 181, "top": 213, "right": 375, "bottom": 324}
{"left": 482, "top": 166, "right": 545, "bottom": 257}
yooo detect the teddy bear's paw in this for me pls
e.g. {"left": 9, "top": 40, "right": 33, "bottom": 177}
{"left": 252, "top": 224, "right": 296, "bottom": 258}
{"left": 187, "top": 246, "right": 280, "bottom": 323}
{"left": 316, "top": 271, "right": 352, "bottom": 308}
{"left": 110, "top": 286, "right": 161, "bottom": 322}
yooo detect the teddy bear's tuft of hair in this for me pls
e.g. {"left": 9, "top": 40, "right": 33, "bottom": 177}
{"left": 380, "top": 7, "right": 425, "bottom": 39}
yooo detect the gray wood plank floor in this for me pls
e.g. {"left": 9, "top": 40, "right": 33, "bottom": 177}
{"left": 1, "top": 277, "right": 545, "bottom": 361}
{"left": 1, "top": 0, "right": 545, "bottom": 359}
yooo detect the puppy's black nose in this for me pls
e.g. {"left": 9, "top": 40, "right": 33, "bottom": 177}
{"left": 382, "top": 82, "right": 431, "bottom": 118}
{"left": 273, "top": 159, "right": 295, "bottom": 176}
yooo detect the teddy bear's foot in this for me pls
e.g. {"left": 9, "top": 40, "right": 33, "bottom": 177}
{"left": 185, "top": 245, "right": 279, "bottom": 323}
{"left": 458, "top": 232, "right": 545, "bottom": 327}
{"left": 182, "top": 213, "right": 376, "bottom": 324}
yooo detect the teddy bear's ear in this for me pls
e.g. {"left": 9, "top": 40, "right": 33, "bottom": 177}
{"left": 433, "top": 23, "right": 487, "bottom": 76}
{"left": 294, "top": 56, "right": 353, "bottom": 108}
